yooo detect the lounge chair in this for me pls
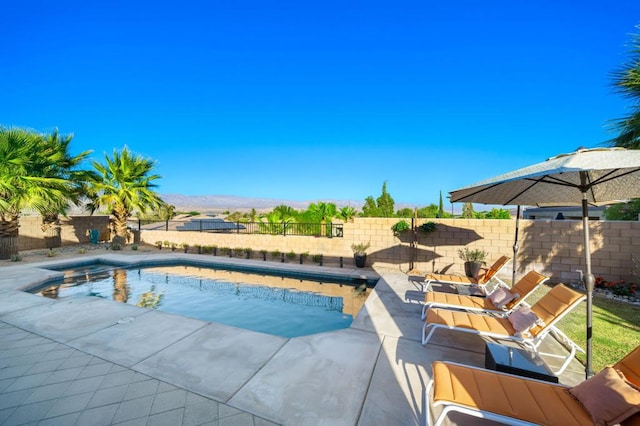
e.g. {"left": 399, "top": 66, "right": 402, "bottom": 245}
{"left": 426, "top": 344, "right": 640, "bottom": 426}
{"left": 420, "top": 270, "right": 549, "bottom": 319}
{"left": 422, "top": 283, "right": 585, "bottom": 375}
{"left": 420, "top": 255, "right": 511, "bottom": 293}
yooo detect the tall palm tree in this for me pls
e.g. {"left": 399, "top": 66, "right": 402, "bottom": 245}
{"left": 0, "top": 128, "right": 72, "bottom": 259}
{"left": 37, "top": 129, "right": 93, "bottom": 248}
{"left": 86, "top": 146, "right": 163, "bottom": 241}
{"left": 610, "top": 28, "right": 640, "bottom": 148}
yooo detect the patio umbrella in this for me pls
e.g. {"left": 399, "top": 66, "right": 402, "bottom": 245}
{"left": 448, "top": 147, "right": 640, "bottom": 378}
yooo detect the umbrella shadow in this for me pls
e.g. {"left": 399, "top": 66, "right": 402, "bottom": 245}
{"left": 392, "top": 223, "right": 484, "bottom": 274}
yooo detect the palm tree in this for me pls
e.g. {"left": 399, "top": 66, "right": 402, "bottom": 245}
{"left": 86, "top": 146, "right": 163, "bottom": 242}
{"left": 610, "top": 28, "right": 640, "bottom": 148}
{"left": 337, "top": 206, "right": 357, "bottom": 222}
{"left": 0, "top": 128, "right": 75, "bottom": 259}
{"left": 37, "top": 129, "right": 93, "bottom": 248}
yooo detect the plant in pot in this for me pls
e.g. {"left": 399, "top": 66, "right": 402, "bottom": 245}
{"left": 458, "top": 247, "right": 488, "bottom": 278}
{"left": 351, "top": 242, "right": 371, "bottom": 268}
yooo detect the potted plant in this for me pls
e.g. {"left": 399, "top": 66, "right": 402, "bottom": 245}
{"left": 351, "top": 242, "right": 371, "bottom": 268}
{"left": 458, "top": 247, "right": 488, "bottom": 278}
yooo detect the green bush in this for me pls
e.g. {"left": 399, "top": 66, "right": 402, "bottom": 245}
{"left": 286, "top": 251, "right": 296, "bottom": 261}
{"left": 391, "top": 220, "right": 411, "bottom": 234}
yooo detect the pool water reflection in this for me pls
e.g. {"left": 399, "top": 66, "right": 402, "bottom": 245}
{"left": 31, "top": 264, "right": 374, "bottom": 338}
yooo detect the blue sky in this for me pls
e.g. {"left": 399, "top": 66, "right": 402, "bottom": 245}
{"left": 3, "top": 1, "right": 640, "bottom": 209}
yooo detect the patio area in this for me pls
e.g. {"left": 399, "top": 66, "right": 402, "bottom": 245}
{"left": 0, "top": 252, "right": 586, "bottom": 425}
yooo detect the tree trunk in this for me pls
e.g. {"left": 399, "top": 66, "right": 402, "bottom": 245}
{"left": 41, "top": 215, "right": 62, "bottom": 249}
{"left": 0, "top": 215, "right": 20, "bottom": 260}
{"left": 0, "top": 236, "right": 18, "bottom": 260}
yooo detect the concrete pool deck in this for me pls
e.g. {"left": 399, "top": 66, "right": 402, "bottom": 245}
{"left": 0, "top": 253, "right": 587, "bottom": 425}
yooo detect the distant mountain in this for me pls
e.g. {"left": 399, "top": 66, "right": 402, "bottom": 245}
{"left": 160, "top": 193, "right": 365, "bottom": 213}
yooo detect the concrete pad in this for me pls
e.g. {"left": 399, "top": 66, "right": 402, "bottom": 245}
{"left": 1, "top": 297, "right": 148, "bottom": 342}
{"left": 0, "top": 291, "right": 55, "bottom": 316}
{"left": 229, "top": 328, "right": 382, "bottom": 426}
{"left": 350, "top": 289, "right": 424, "bottom": 341}
{"left": 358, "top": 337, "right": 484, "bottom": 426}
{"left": 134, "top": 322, "right": 287, "bottom": 402}
{"left": 69, "top": 310, "right": 209, "bottom": 367}
{"left": 0, "top": 267, "right": 63, "bottom": 293}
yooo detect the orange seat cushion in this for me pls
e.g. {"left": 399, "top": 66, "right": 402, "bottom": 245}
{"left": 432, "top": 361, "right": 593, "bottom": 425}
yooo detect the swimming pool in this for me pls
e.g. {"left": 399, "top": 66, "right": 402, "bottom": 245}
{"left": 28, "top": 262, "right": 377, "bottom": 338}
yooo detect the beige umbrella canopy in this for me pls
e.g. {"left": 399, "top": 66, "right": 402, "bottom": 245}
{"left": 449, "top": 147, "right": 640, "bottom": 378}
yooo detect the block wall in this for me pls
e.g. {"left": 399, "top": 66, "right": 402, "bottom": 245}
{"left": 17, "top": 215, "right": 639, "bottom": 284}
{"left": 141, "top": 217, "right": 640, "bottom": 284}
{"left": 17, "top": 215, "right": 111, "bottom": 250}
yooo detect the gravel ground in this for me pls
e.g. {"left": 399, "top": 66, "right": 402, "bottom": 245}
{"left": 1, "top": 242, "right": 157, "bottom": 266}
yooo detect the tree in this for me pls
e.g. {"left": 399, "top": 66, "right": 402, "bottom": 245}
{"left": 609, "top": 27, "right": 640, "bottom": 148}
{"left": 604, "top": 200, "right": 640, "bottom": 220}
{"left": 336, "top": 206, "right": 357, "bottom": 222}
{"left": 438, "top": 191, "right": 445, "bottom": 218}
{"left": 86, "top": 146, "right": 163, "bottom": 241}
{"left": 417, "top": 204, "right": 439, "bottom": 218}
{"left": 461, "top": 202, "right": 475, "bottom": 218}
{"left": 376, "top": 181, "right": 395, "bottom": 217}
{"left": 0, "top": 127, "right": 84, "bottom": 259}
{"left": 36, "top": 129, "right": 93, "bottom": 248}
{"left": 396, "top": 208, "right": 414, "bottom": 217}
{"left": 361, "top": 181, "right": 395, "bottom": 217}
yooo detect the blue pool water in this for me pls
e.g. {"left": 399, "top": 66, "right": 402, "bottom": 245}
{"left": 30, "top": 264, "right": 374, "bottom": 338}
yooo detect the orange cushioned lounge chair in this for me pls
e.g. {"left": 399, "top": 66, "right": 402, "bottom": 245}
{"left": 421, "top": 255, "right": 511, "bottom": 293}
{"left": 426, "top": 344, "right": 640, "bottom": 426}
{"left": 423, "top": 284, "right": 585, "bottom": 375}
{"left": 421, "top": 270, "right": 549, "bottom": 320}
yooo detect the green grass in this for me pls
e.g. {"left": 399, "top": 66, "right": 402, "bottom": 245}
{"left": 527, "top": 284, "right": 640, "bottom": 373}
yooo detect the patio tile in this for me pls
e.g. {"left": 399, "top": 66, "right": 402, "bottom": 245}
{"left": 86, "top": 383, "right": 128, "bottom": 409}
{"left": 43, "top": 391, "right": 93, "bottom": 418}
{"left": 2, "top": 398, "right": 56, "bottom": 425}
{"left": 74, "top": 402, "right": 119, "bottom": 426}
{"left": 111, "top": 395, "right": 154, "bottom": 423}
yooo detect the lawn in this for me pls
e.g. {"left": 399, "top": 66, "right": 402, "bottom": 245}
{"left": 528, "top": 284, "right": 640, "bottom": 373}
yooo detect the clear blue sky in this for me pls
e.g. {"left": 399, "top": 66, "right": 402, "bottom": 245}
{"left": 3, "top": 1, "right": 640, "bottom": 209}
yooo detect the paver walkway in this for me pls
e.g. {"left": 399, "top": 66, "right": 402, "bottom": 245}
{"left": 0, "top": 321, "right": 276, "bottom": 426}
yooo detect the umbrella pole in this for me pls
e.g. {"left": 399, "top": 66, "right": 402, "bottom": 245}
{"left": 581, "top": 192, "right": 595, "bottom": 379}
{"left": 512, "top": 206, "right": 520, "bottom": 286}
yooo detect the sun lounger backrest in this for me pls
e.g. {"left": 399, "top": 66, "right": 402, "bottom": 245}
{"left": 529, "top": 284, "right": 585, "bottom": 337}
{"left": 616, "top": 344, "right": 640, "bottom": 387}
{"left": 478, "top": 255, "right": 510, "bottom": 284}
{"left": 504, "top": 271, "right": 548, "bottom": 310}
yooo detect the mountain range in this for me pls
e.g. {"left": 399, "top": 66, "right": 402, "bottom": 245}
{"left": 160, "top": 193, "right": 367, "bottom": 213}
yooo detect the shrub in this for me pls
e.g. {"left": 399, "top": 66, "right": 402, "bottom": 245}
{"left": 219, "top": 247, "right": 231, "bottom": 256}
{"left": 77, "top": 248, "right": 87, "bottom": 254}
{"left": 391, "top": 220, "right": 411, "bottom": 234}
{"left": 47, "top": 249, "right": 57, "bottom": 257}
{"left": 286, "top": 251, "right": 296, "bottom": 261}
{"left": 131, "top": 244, "right": 138, "bottom": 251}
{"left": 312, "top": 253, "right": 323, "bottom": 264}
{"left": 10, "top": 254, "right": 22, "bottom": 262}
{"left": 244, "top": 247, "right": 253, "bottom": 258}
{"left": 420, "top": 221, "right": 438, "bottom": 234}
{"left": 270, "top": 250, "right": 281, "bottom": 259}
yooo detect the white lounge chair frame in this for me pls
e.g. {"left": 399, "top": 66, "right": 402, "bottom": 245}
{"left": 422, "top": 287, "right": 585, "bottom": 375}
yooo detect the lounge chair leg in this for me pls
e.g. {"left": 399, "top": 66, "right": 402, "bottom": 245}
{"left": 421, "top": 304, "right": 428, "bottom": 320}
{"left": 422, "top": 323, "right": 440, "bottom": 345}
